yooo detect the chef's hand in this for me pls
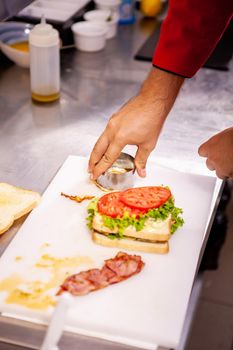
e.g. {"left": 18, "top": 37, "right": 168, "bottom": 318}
{"left": 198, "top": 127, "right": 233, "bottom": 179}
{"left": 89, "top": 94, "right": 164, "bottom": 179}
{"left": 88, "top": 68, "right": 184, "bottom": 180}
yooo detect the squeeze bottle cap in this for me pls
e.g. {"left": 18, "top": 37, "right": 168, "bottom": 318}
{"left": 29, "top": 16, "right": 59, "bottom": 47}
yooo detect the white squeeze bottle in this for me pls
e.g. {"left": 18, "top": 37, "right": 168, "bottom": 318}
{"left": 29, "top": 17, "right": 60, "bottom": 103}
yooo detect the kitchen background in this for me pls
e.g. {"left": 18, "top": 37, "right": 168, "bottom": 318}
{"left": 0, "top": 1, "right": 232, "bottom": 349}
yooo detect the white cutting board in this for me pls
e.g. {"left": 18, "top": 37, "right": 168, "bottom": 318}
{"left": 0, "top": 155, "right": 217, "bottom": 349}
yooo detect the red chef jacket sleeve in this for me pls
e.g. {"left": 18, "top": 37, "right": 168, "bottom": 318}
{"left": 152, "top": 0, "right": 233, "bottom": 78}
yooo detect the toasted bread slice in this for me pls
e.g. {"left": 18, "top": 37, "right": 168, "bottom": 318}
{"left": 92, "top": 212, "right": 171, "bottom": 241}
{"left": 92, "top": 231, "right": 169, "bottom": 254}
{"left": 0, "top": 183, "right": 41, "bottom": 235}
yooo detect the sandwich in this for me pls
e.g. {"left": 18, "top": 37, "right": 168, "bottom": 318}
{"left": 87, "top": 186, "right": 184, "bottom": 254}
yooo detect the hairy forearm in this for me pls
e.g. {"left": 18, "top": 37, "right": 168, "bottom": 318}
{"left": 140, "top": 67, "right": 184, "bottom": 121}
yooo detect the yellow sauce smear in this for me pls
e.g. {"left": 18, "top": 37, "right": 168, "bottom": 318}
{"left": 0, "top": 254, "right": 94, "bottom": 310}
{"left": 15, "top": 256, "right": 22, "bottom": 261}
{"left": 9, "top": 41, "right": 29, "bottom": 52}
{"left": 35, "top": 254, "right": 93, "bottom": 270}
{"left": 6, "top": 281, "right": 56, "bottom": 310}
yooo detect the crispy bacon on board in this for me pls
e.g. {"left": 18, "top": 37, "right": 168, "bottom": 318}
{"left": 57, "top": 252, "right": 144, "bottom": 296}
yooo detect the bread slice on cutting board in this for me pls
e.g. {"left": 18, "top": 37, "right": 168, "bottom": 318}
{"left": 0, "top": 183, "right": 41, "bottom": 235}
{"left": 92, "top": 231, "right": 169, "bottom": 254}
{"left": 92, "top": 211, "right": 172, "bottom": 254}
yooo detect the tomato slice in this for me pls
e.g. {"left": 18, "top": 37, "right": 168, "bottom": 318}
{"left": 120, "top": 186, "right": 171, "bottom": 210}
{"left": 98, "top": 192, "right": 147, "bottom": 218}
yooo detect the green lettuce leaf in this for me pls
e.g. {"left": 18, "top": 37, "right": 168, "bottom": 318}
{"left": 86, "top": 198, "right": 98, "bottom": 229}
{"left": 86, "top": 196, "right": 184, "bottom": 235}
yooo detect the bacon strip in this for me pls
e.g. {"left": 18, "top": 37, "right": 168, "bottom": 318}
{"left": 57, "top": 252, "right": 144, "bottom": 296}
{"left": 61, "top": 192, "right": 95, "bottom": 203}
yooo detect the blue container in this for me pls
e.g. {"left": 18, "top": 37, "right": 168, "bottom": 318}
{"left": 119, "top": 0, "right": 135, "bottom": 24}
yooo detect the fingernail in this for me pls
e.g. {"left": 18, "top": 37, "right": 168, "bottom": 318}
{"left": 87, "top": 167, "right": 91, "bottom": 173}
{"left": 140, "top": 168, "right": 146, "bottom": 177}
{"left": 90, "top": 174, "right": 94, "bottom": 181}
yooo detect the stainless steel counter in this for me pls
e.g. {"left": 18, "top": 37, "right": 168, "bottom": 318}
{"left": 0, "top": 16, "right": 232, "bottom": 350}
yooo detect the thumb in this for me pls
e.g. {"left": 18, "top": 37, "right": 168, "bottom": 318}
{"left": 198, "top": 142, "right": 208, "bottom": 157}
{"left": 135, "top": 145, "right": 152, "bottom": 177}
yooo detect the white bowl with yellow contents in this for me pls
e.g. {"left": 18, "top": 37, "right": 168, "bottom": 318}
{"left": 0, "top": 22, "right": 33, "bottom": 68}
